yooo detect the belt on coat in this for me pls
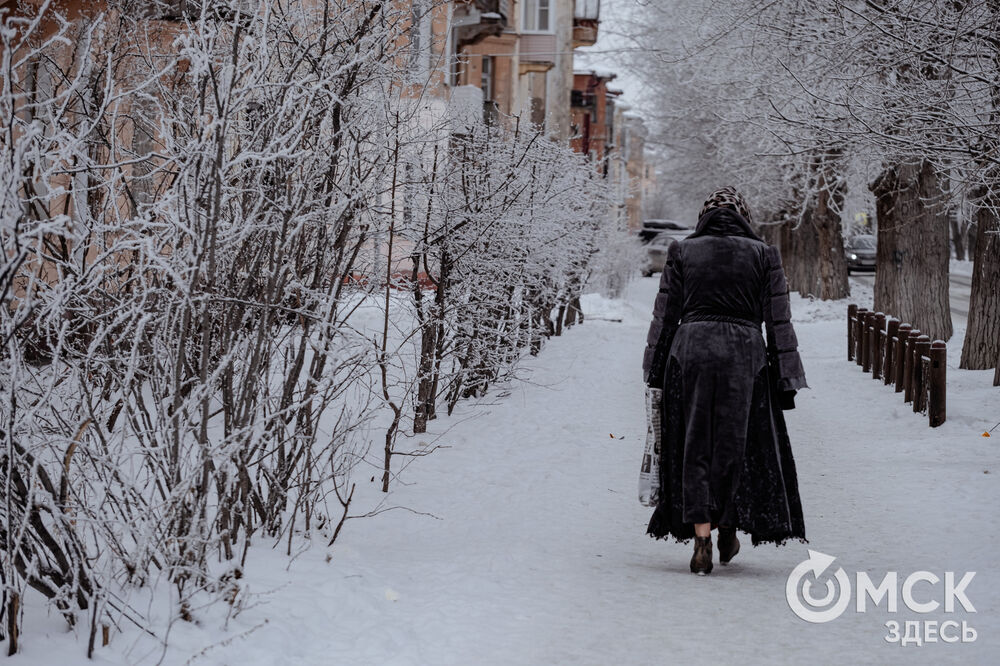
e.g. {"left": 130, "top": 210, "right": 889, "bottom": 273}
{"left": 680, "top": 313, "right": 761, "bottom": 329}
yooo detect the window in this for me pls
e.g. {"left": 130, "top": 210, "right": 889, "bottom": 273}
{"left": 523, "top": 0, "right": 551, "bottom": 32}
{"left": 481, "top": 56, "right": 494, "bottom": 101}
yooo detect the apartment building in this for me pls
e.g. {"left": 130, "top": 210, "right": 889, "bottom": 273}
{"left": 5, "top": 0, "right": 651, "bottom": 246}
{"left": 451, "top": 0, "right": 599, "bottom": 137}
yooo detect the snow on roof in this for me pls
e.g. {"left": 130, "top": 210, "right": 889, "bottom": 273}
{"left": 573, "top": 68, "right": 617, "bottom": 80}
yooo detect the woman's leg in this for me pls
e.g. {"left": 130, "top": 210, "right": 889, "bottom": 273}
{"left": 690, "top": 524, "right": 713, "bottom": 574}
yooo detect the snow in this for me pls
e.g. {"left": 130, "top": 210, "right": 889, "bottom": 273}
{"left": 12, "top": 278, "right": 999, "bottom": 664}
{"left": 951, "top": 259, "right": 975, "bottom": 279}
{"left": 573, "top": 68, "right": 618, "bottom": 81}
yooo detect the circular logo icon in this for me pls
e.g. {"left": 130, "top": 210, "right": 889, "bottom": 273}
{"left": 786, "top": 550, "right": 852, "bottom": 623}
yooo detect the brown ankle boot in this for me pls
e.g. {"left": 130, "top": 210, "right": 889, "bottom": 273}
{"left": 718, "top": 527, "right": 740, "bottom": 564}
{"left": 690, "top": 536, "right": 713, "bottom": 575}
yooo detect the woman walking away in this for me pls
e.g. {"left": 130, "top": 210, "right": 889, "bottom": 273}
{"left": 642, "top": 187, "right": 807, "bottom": 575}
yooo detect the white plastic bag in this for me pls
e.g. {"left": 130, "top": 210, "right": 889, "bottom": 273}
{"left": 638, "top": 386, "right": 662, "bottom": 507}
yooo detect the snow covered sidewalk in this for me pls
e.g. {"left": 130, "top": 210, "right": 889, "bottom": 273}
{"left": 29, "top": 278, "right": 998, "bottom": 665}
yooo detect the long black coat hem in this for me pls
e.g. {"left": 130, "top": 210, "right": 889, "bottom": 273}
{"left": 645, "top": 525, "right": 810, "bottom": 548}
{"left": 646, "top": 360, "right": 807, "bottom": 548}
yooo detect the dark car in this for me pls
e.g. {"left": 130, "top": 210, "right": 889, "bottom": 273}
{"left": 846, "top": 235, "right": 876, "bottom": 273}
{"left": 639, "top": 219, "right": 689, "bottom": 244}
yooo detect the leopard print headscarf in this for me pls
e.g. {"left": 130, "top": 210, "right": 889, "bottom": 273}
{"left": 699, "top": 186, "right": 753, "bottom": 224}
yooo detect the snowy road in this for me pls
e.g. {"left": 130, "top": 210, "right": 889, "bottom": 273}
{"left": 851, "top": 270, "right": 973, "bottom": 318}
{"left": 39, "top": 278, "right": 998, "bottom": 665}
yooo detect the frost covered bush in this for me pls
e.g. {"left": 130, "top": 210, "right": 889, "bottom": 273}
{"left": 587, "top": 227, "right": 645, "bottom": 299}
{"left": 400, "top": 119, "right": 613, "bottom": 431}
{"left": 0, "top": 0, "right": 618, "bottom": 654}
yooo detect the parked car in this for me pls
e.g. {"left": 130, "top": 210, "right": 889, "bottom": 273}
{"left": 642, "top": 229, "right": 690, "bottom": 277}
{"left": 639, "top": 219, "right": 689, "bottom": 244}
{"left": 845, "top": 235, "right": 877, "bottom": 274}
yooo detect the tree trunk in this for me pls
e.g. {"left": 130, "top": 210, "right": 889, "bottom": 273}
{"left": 809, "top": 164, "right": 850, "bottom": 300}
{"left": 763, "top": 165, "right": 848, "bottom": 301}
{"left": 949, "top": 211, "right": 967, "bottom": 261}
{"left": 869, "top": 160, "right": 952, "bottom": 341}
{"left": 412, "top": 320, "right": 436, "bottom": 434}
{"left": 994, "top": 340, "right": 1000, "bottom": 387}
{"left": 792, "top": 205, "right": 819, "bottom": 298}
{"left": 960, "top": 189, "right": 1000, "bottom": 370}
{"left": 564, "top": 294, "right": 583, "bottom": 328}
{"left": 772, "top": 207, "right": 849, "bottom": 301}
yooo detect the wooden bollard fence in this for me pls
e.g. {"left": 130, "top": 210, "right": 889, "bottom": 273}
{"left": 845, "top": 305, "right": 945, "bottom": 427}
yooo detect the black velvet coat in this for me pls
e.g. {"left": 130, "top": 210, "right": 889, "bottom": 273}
{"left": 641, "top": 208, "right": 808, "bottom": 545}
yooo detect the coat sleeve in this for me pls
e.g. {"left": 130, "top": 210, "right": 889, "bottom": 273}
{"left": 763, "top": 245, "right": 808, "bottom": 393}
{"left": 642, "top": 241, "right": 684, "bottom": 386}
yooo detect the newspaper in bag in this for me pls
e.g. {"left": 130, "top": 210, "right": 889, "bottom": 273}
{"left": 638, "top": 386, "right": 662, "bottom": 507}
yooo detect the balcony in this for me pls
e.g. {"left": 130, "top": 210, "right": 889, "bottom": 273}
{"left": 453, "top": 0, "right": 510, "bottom": 49}
{"left": 520, "top": 33, "right": 556, "bottom": 66}
{"left": 573, "top": 0, "right": 600, "bottom": 47}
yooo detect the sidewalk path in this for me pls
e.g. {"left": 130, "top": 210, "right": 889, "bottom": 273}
{"left": 54, "top": 277, "right": 998, "bottom": 665}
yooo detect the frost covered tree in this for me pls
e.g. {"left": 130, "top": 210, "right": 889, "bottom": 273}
{"left": 0, "top": 0, "right": 418, "bottom": 653}
{"left": 401, "top": 111, "right": 615, "bottom": 435}
{"left": 619, "top": 0, "right": 852, "bottom": 300}
{"left": 0, "top": 0, "right": 629, "bottom": 654}
{"left": 620, "top": 0, "right": 999, "bottom": 358}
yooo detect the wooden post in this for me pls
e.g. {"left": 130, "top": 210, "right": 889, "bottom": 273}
{"left": 913, "top": 335, "right": 931, "bottom": 413}
{"left": 903, "top": 328, "right": 921, "bottom": 403}
{"left": 884, "top": 319, "right": 900, "bottom": 385}
{"left": 929, "top": 340, "right": 946, "bottom": 427}
{"left": 894, "top": 323, "right": 911, "bottom": 392}
{"left": 918, "top": 355, "right": 930, "bottom": 413}
{"left": 855, "top": 308, "right": 869, "bottom": 366}
{"left": 911, "top": 335, "right": 931, "bottom": 411}
{"left": 873, "top": 313, "right": 886, "bottom": 379}
{"left": 847, "top": 303, "right": 857, "bottom": 361}
{"left": 861, "top": 311, "right": 872, "bottom": 371}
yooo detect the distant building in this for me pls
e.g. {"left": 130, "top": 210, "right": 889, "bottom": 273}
{"left": 570, "top": 71, "right": 651, "bottom": 233}
{"left": 453, "top": 0, "right": 600, "bottom": 137}
{"left": 570, "top": 69, "right": 617, "bottom": 168}
{"left": 623, "top": 114, "right": 649, "bottom": 233}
